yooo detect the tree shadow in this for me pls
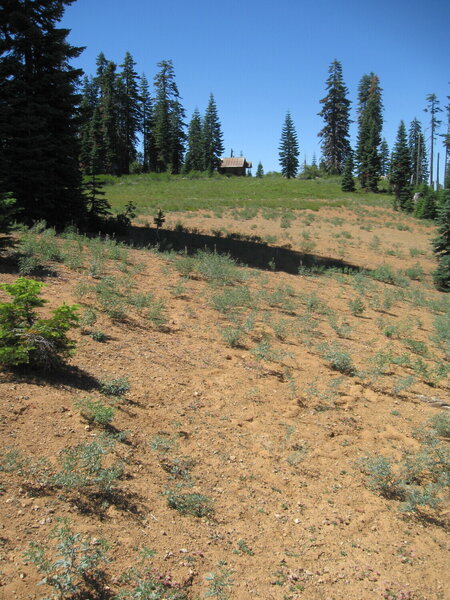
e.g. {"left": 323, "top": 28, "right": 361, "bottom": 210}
{"left": 4, "top": 364, "right": 100, "bottom": 393}
{"left": 125, "top": 224, "right": 361, "bottom": 275}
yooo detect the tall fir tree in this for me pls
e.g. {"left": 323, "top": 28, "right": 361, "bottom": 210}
{"left": 0, "top": 0, "right": 86, "bottom": 226}
{"left": 97, "top": 58, "right": 119, "bottom": 175}
{"left": 117, "top": 52, "right": 141, "bottom": 175}
{"left": 256, "top": 162, "right": 264, "bottom": 178}
{"left": 424, "top": 93, "right": 442, "bottom": 189}
{"left": 408, "top": 118, "right": 428, "bottom": 186}
{"left": 432, "top": 188, "right": 450, "bottom": 291}
{"left": 380, "top": 139, "right": 390, "bottom": 176}
{"left": 341, "top": 150, "right": 355, "bottom": 192}
{"left": 152, "top": 60, "right": 185, "bottom": 173}
{"left": 184, "top": 108, "right": 204, "bottom": 172}
{"left": 390, "top": 121, "right": 412, "bottom": 211}
{"left": 203, "top": 93, "right": 224, "bottom": 174}
{"left": 279, "top": 112, "right": 299, "bottom": 179}
{"left": 356, "top": 73, "right": 383, "bottom": 192}
{"left": 169, "top": 99, "right": 186, "bottom": 174}
{"left": 317, "top": 60, "right": 351, "bottom": 175}
{"left": 140, "top": 74, "right": 154, "bottom": 173}
{"left": 79, "top": 75, "right": 99, "bottom": 174}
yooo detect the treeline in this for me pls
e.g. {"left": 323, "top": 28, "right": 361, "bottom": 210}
{"left": 281, "top": 60, "right": 448, "bottom": 205}
{"left": 79, "top": 53, "right": 224, "bottom": 177}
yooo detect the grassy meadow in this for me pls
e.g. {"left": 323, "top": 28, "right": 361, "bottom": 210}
{"left": 101, "top": 172, "right": 392, "bottom": 213}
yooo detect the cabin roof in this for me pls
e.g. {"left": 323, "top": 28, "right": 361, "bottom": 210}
{"left": 220, "top": 157, "right": 252, "bottom": 168}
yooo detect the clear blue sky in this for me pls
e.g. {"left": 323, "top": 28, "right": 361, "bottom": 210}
{"left": 62, "top": 0, "right": 450, "bottom": 177}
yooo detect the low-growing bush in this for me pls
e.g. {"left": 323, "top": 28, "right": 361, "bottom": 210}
{"left": 0, "top": 278, "right": 78, "bottom": 369}
{"left": 75, "top": 397, "right": 115, "bottom": 427}
{"left": 164, "top": 490, "right": 214, "bottom": 518}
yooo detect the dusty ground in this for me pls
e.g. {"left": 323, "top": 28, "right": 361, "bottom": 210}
{"left": 0, "top": 201, "right": 449, "bottom": 599}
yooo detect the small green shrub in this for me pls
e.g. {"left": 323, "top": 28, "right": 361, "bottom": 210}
{"left": 371, "top": 264, "right": 409, "bottom": 287}
{"left": 164, "top": 491, "right": 214, "bottom": 517}
{"left": 75, "top": 397, "right": 115, "bottom": 426}
{"left": 100, "top": 377, "right": 130, "bottom": 398}
{"left": 204, "top": 564, "right": 235, "bottom": 599}
{"left": 428, "top": 413, "right": 450, "bottom": 438}
{"left": 348, "top": 296, "right": 365, "bottom": 316}
{"left": 24, "top": 519, "right": 109, "bottom": 600}
{"left": 320, "top": 343, "right": 355, "bottom": 375}
{"left": 0, "top": 278, "right": 78, "bottom": 369}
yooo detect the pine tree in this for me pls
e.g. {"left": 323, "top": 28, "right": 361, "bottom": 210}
{"left": 341, "top": 151, "right": 355, "bottom": 192}
{"left": 97, "top": 58, "right": 119, "bottom": 175}
{"left": 380, "top": 139, "right": 390, "bottom": 176}
{"left": 408, "top": 118, "right": 428, "bottom": 185}
{"left": 203, "top": 94, "right": 224, "bottom": 174}
{"left": 140, "top": 74, "right": 154, "bottom": 173}
{"left": 279, "top": 112, "right": 299, "bottom": 179}
{"left": 0, "top": 0, "right": 86, "bottom": 227}
{"left": 184, "top": 108, "right": 204, "bottom": 172}
{"left": 169, "top": 99, "right": 186, "bottom": 175}
{"left": 432, "top": 189, "right": 450, "bottom": 291}
{"left": 117, "top": 52, "right": 141, "bottom": 175}
{"left": 424, "top": 94, "right": 442, "bottom": 189}
{"left": 390, "top": 121, "right": 412, "bottom": 211}
{"left": 256, "top": 162, "right": 264, "bottom": 178}
{"left": 356, "top": 73, "right": 383, "bottom": 192}
{"left": 152, "top": 60, "right": 186, "bottom": 173}
{"left": 317, "top": 60, "right": 351, "bottom": 175}
{"left": 79, "top": 75, "right": 99, "bottom": 174}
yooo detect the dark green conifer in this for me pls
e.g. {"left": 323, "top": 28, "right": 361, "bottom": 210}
{"left": 341, "top": 151, "right": 355, "bottom": 192}
{"left": 279, "top": 112, "right": 299, "bottom": 179}
{"left": 184, "top": 109, "right": 204, "bottom": 172}
{"left": 256, "top": 162, "right": 264, "bottom": 178}
{"left": 140, "top": 74, "right": 154, "bottom": 173}
{"left": 390, "top": 121, "right": 412, "bottom": 211}
{"left": 318, "top": 60, "right": 351, "bottom": 175}
{"left": 117, "top": 52, "right": 141, "bottom": 175}
{"left": 0, "top": 0, "right": 86, "bottom": 226}
{"left": 203, "top": 94, "right": 224, "bottom": 174}
{"left": 432, "top": 189, "right": 450, "bottom": 291}
{"left": 152, "top": 60, "right": 186, "bottom": 173}
{"left": 380, "top": 139, "right": 390, "bottom": 176}
{"left": 356, "top": 74, "right": 383, "bottom": 192}
{"left": 408, "top": 118, "right": 428, "bottom": 185}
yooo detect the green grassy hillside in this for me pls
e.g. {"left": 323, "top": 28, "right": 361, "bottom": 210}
{"left": 100, "top": 173, "right": 392, "bottom": 213}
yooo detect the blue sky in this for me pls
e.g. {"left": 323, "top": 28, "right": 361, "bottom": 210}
{"left": 62, "top": 0, "right": 450, "bottom": 177}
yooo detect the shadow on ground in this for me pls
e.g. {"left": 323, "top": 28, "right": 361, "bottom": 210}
{"left": 125, "top": 225, "right": 361, "bottom": 275}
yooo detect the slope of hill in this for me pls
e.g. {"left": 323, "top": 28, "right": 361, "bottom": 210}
{"left": 0, "top": 197, "right": 448, "bottom": 599}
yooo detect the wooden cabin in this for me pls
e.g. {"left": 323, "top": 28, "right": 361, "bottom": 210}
{"left": 218, "top": 157, "right": 252, "bottom": 176}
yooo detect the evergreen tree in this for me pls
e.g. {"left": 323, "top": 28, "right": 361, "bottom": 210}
{"left": 79, "top": 75, "right": 99, "bottom": 174}
{"left": 169, "top": 99, "right": 186, "bottom": 175}
{"left": 380, "top": 139, "right": 390, "bottom": 176}
{"left": 0, "top": 0, "right": 86, "bottom": 227}
{"left": 256, "top": 162, "right": 264, "bottom": 178}
{"left": 203, "top": 94, "right": 224, "bottom": 174}
{"left": 279, "top": 112, "right": 299, "bottom": 179}
{"left": 117, "top": 52, "right": 141, "bottom": 175}
{"left": 432, "top": 189, "right": 450, "bottom": 291}
{"left": 408, "top": 118, "right": 428, "bottom": 185}
{"left": 184, "top": 108, "right": 204, "bottom": 172}
{"left": 356, "top": 73, "right": 383, "bottom": 192}
{"left": 341, "top": 151, "right": 355, "bottom": 192}
{"left": 140, "top": 74, "right": 154, "bottom": 173}
{"left": 97, "top": 58, "right": 119, "bottom": 175}
{"left": 424, "top": 94, "right": 442, "bottom": 188}
{"left": 390, "top": 121, "right": 412, "bottom": 211}
{"left": 152, "top": 60, "right": 186, "bottom": 173}
{"left": 413, "top": 185, "right": 437, "bottom": 220}
{"left": 317, "top": 60, "right": 351, "bottom": 174}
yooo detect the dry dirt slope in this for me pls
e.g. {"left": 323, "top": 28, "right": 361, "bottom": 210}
{"left": 0, "top": 203, "right": 449, "bottom": 600}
